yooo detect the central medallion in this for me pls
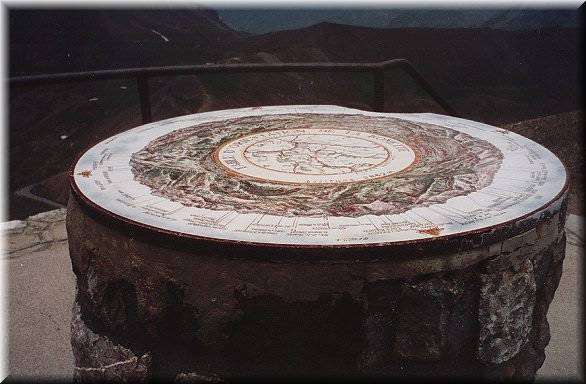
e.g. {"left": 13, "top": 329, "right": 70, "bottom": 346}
{"left": 129, "top": 112, "right": 504, "bottom": 217}
{"left": 214, "top": 128, "right": 416, "bottom": 184}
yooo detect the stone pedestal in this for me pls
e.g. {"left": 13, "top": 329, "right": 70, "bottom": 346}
{"left": 66, "top": 106, "right": 569, "bottom": 381}
{"left": 67, "top": 194, "right": 567, "bottom": 381}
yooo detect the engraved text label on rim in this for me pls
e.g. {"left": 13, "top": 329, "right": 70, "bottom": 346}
{"left": 214, "top": 128, "right": 417, "bottom": 184}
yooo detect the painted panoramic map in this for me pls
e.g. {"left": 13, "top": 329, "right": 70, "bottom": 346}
{"left": 73, "top": 105, "right": 566, "bottom": 245}
{"left": 130, "top": 113, "right": 503, "bottom": 217}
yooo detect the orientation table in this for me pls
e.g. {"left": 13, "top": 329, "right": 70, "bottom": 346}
{"left": 67, "top": 105, "right": 568, "bottom": 381}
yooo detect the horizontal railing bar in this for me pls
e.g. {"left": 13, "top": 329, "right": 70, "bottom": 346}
{"left": 8, "top": 59, "right": 408, "bottom": 86}
{"left": 7, "top": 58, "right": 459, "bottom": 119}
{"left": 7, "top": 57, "right": 460, "bottom": 211}
{"left": 14, "top": 184, "right": 66, "bottom": 210}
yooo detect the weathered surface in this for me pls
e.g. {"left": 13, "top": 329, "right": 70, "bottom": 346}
{"left": 478, "top": 258, "right": 536, "bottom": 364}
{"left": 538, "top": 214, "right": 582, "bottom": 380}
{"left": 71, "top": 301, "right": 151, "bottom": 382}
{"left": 174, "top": 372, "right": 223, "bottom": 383}
{"left": 3, "top": 206, "right": 576, "bottom": 381}
{"left": 4, "top": 208, "right": 76, "bottom": 380}
{"left": 66, "top": 193, "right": 568, "bottom": 381}
{"left": 394, "top": 275, "right": 473, "bottom": 361}
{"left": 2, "top": 208, "right": 68, "bottom": 254}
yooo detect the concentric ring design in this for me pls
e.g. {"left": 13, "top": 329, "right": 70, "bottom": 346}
{"left": 72, "top": 105, "right": 567, "bottom": 246}
{"left": 215, "top": 128, "right": 416, "bottom": 184}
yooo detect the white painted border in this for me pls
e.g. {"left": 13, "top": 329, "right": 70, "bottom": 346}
{"left": 73, "top": 105, "right": 567, "bottom": 246}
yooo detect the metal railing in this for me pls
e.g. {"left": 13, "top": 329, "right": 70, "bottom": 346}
{"left": 9, "top": 58, "right": 458, "bottom": 123}
{"left": 9, "top": 58, "right": 458, "bottom": 213}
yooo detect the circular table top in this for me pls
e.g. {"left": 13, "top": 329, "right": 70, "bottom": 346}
{"left": 71, "top": 105, "right": 567, "bottom": 248}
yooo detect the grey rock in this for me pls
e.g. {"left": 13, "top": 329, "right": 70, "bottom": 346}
{"left": 32, "top": 208, "right": 67, "bottom": 223}
{"left": 478, "top": 258, "right": 536, "bottom": 364}
{"left": 71, "top": 300, "right": 151, "bottom": 382}
{"left": 394, "top": 276, "right": 471, "bottom": 361}
{"left": 359, "top": 280, "right": 400, "bottom": 370}
{"left": 0, "top": 219, "right": 27, "bottom": 233}
{"left": 2, "top": 208, "right": 68, "bottom": 255}
{"left": 175, "top": 372, "right": 223, "bottom": 383}
{"left": 360, "top": 311, "right": 395, "bottom": 370}
{"left": 553, "top": 232, "right": 567, "bottom": 263}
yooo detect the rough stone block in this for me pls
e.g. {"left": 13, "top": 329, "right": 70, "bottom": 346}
{"left": 71, "top": 300, "right": 151, "bottom": 382}
{"left": 360, "top": 280, "right": 401, "bottom": 370}
{"left": 175, "top": 372, "right": 223, "bottom": 383}
{"left": 478, "top": 258, "right": 536, "bottom": 364}
{"left": 394, "top": 276, "right": 471, "bottom": 361}
{"left": 553, "top": 232, "right": 567, "bottom": 263}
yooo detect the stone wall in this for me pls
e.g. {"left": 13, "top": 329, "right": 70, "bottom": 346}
{"left": 66, "top": 196, "right": 567, "bottom": 381}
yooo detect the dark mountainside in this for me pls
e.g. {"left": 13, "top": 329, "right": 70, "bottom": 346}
{"left": 9, "top": 9, "right": 247, "bottom": 75}
{"left": 504, "top": 110, "right": 584, "bottom": 215}
{"left": 217, "top": 9, "right": 580, "bottom": 34}
{"left": 8, "top": 8, "right": 582, "bottom": 219}
{"left": 242, "top": 23, "right": 580, "bottom": 122}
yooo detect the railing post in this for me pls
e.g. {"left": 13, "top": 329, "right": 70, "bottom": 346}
{"left": 372, "top": 68, "right": 385, "bottom": 112}
{"left": 136, "top": 76, "right": 152, "bottom": 123}
{"left": 9, "top": 60, "right": 459, "bottom": 120}
{"left": 399, "top": 63, "right": 459, "bottom": 117}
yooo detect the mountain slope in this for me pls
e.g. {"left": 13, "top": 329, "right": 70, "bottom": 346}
{"left": 9, "top": 8, "right": 247, "bottom": 75}
{"left": 7, "top": 9, "right": 582, "bottom": 218}
{"left": 217, "top": 9, "right": 580, "bottom": 34}
{"left": 504, "top": 110, "right": 584, "bottom": 215}
{"left": 242, "top": 23, "right": 579, "bottom": 123}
